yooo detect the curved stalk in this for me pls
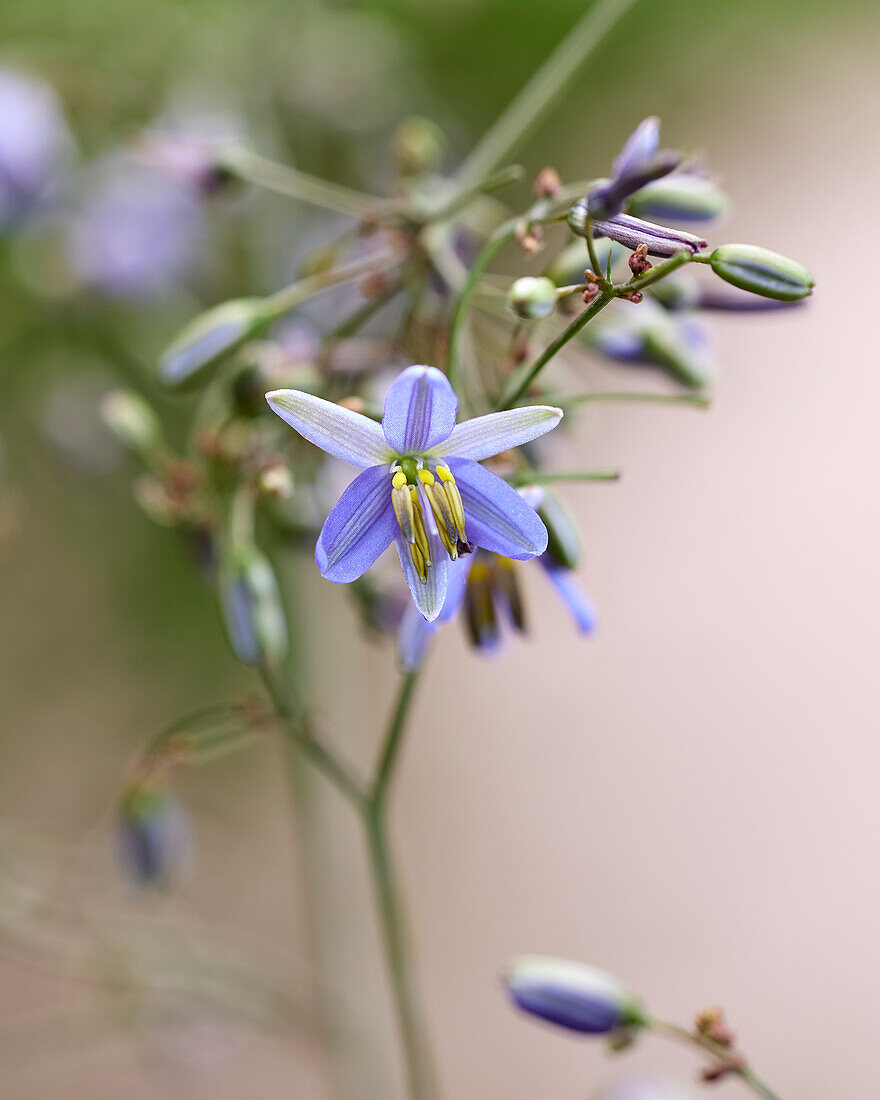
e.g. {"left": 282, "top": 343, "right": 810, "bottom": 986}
{"left": 649, "top": 1018, "right": 782, "bottom": 1100}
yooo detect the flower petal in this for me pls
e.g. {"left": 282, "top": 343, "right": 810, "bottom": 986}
{"left": 382, "top": 365, "right": 458, "bottom": 454}
{"left": 266, "top": 389, "right": 391, "bottom": 469}
{"left": 316, "top": 465, "right": 396, "bottom": 583}
{"left": 538, "top": 555, "right": 597, "bottom": 634}
{"left": 430, "top": 405, "right": 562, "bottom": 461}
{"left": 614, "top": 116, "right": 659, "bottom": 177}
{"left": 395, "top": 530, "right": 448, "bottom": 621}
{"left": 447, "top": 458, "right": 548, "bottom": 560}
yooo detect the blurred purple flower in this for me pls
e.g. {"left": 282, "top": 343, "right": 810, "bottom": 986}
{"left": 0, "top": 67, "right": 72, "bottom": 228}
{"left": 67, "top": 157, "right": 204, "bottom": 298}
{"left": 118, "top": 787, "right": 194, "bottom": 890}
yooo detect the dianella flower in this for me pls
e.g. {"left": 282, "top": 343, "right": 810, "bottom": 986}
{"left": 117, "top": 785, "right": 195, "bottom": 890}
{"left": 504, "top": 955, "right": 646, "bottom": 1035}
{"left": 267, "top": 365, "right": 562, "bottom": 619}
{"left": 587, "top": 117, "right": 682, "bottom": 221}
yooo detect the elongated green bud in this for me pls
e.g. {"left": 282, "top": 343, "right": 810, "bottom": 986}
{"left": 507, "top": 276, "right": 558, "bottom": 320}
{"left": 544, "top": 239, "right": 624, "bottom": 286}
{"left": 219, "top": 545, "right": 288, "bottom": 667}
{"left": 628, "top": 174, "right": 728, "bottom": 223}
{"left": 160, "top": 298, "right": 269, "bottom": 390}
{"left": 538, "top": 490, "right": 582, "bottom": 570}
{"left": 708, "top": 244, "right": 814, "bottom": 302}
{"left": 100, "top": 389, "right": 164, "bottom": 464}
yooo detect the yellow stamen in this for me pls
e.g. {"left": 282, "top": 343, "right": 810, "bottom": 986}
{"left": 392, "top": 469, "right": 407, "bottom": 490}
{"left": 409, "top": 487, "right": 431, "bottom": 566}
{"left": 418, "top": 469, "right": 435, "bottom": 486}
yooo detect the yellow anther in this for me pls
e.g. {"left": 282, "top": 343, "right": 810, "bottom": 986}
{"left": 436, "top": 466, "right": 455, "bottom": 484}
{"left": 408, "top": 488, "right": 431, "bottom": 566}
{"left": 408, "top": 541, "right": 428, "bottom": 583}
{"left": 392, "top": 469, "right": 407, "bottom": 490}
{"left": 418, "top": 469, "right": 435, "bottom": 486}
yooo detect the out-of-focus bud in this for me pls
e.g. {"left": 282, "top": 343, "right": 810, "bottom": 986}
{"left": 587, "top": 150, "right": 682, "bottom": 222}
{"left": 139, "top": 134, "right": 232, "bottom": 195}
{"left": 708, "top": 243, "right": 814, "bottom": 302}
{"left": 507, "top": 276, "right": 558, "bottom": 320}
{"left": 504, "top": 956, "right": 647, "bottom": 1035}
{"left": 538, "top": 490, "right": 581, "bottom": 570}
{"left": 628, "top": 174, "right": 727, "bottom": 223}
{"left": 588, "top": 300, "right": 712, "bottom": 389}
{"left": 219, "top": 545, "right": 288, "bottom": 667}
{"left": 117, "top": 786, "right": 194, "bottom": 890}
{"left": 258, "top": 458, "right": 293, "bottom": 499}
{"left": 463, "top": 557, "right": 501, "bottom": 652}
{"left": 393, "top": 116, "right": 446, "bottom": 176}
{"left": 544, "top": 239, "right": 625, "bottom": 286}
{"left": 100, "top": 389, "right": 164, "bottom": 464}
{"left": 648, "top": 273, "right": 701, "bottom": 311}
{"left": 533, "top": 166, "right": 561, "bottom": 198}
{"left": 160, "top": 298, "right": 269, "bottom": 390}
{"left": 0, "top": 67, "right": 73, "bottom": 229}
{"left": 590, "top": 213, "right": 707, "bottom": 258}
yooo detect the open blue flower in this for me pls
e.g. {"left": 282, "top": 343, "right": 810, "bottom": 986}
{"left": 266, "top": 365, "right": 562, "bottom": 620}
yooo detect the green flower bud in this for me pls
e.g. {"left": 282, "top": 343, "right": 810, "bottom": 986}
{"left": 628, "top": 174, "right": 728, "bottom": 223}
{"left": 219, "top": 545, "right": 288, "bottom": 667}
{"left": 393, "top": 116, "right": 447, "bottom": 176}
{"left": 160, "top": 298, "right": 269, "bottom": 391}
{"left": 100, "top": 389, "right": 164, "bottom": 463}
{"left": 507, "top": 276, "right": 558, "bottom": 320}
{"left": 708, "top": 244, "right": 814, "bottom": 302}
{"left": 544, "top": 239, "right": 625, "bottom": 286}
{"left": 538, "top": 490, "right": 581, "bottom": 570}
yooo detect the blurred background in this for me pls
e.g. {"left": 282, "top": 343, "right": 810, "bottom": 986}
{"left": 1, "top": 0, "right": 877, "bottom": 1097}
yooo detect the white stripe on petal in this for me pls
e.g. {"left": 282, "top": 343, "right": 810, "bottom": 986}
{"left": 267, "top": 389, "right": 392, "bottom": 468}
{"left": 394, "top": 530, "right": 448, "bottom": 622}
{"left": 429, "top": 405, "right": 562, "bottom": 461}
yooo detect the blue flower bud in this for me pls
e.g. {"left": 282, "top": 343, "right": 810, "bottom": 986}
{"left": 118, "top": 787, "right": 194, "bottom": 890}
{"left": 100, "top": 389, "right": 165, "bottom": 463}
{"left": 628, "top": 174, "right": 728, "bottom": 223}
{"left": 160, "top": 298, "right": 269, "bottom": 390}
{"left": 507, "top": 276, "right": 558, "bottom": 320}
{"left": 591, "top": 214, "right": 707, "bottom": 258}
{"left": 588, "top": 301, "right": 712, "bottom": 389}
{"left": 708, "top": 244, "right": 814, "bottom": 302}
{"left": 219, "top": 545, "right": 288, "bottom": 667}
{"left": 504, "top": 956, "right": 646, "bottom": 1034}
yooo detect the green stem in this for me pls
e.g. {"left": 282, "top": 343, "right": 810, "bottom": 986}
{"left": 221, "top": 147, "right": 387, "bottom": 220}
{"left": 507, "top": 468, "right": 620, "bottom": 485}
{"left": 537, "top": 391, "right": 711, "bottom": 410}
{"left": 258, "top": 667, "right": 368, "bottom": 811}
{"left": 495, "top": 291, "right": 614, "bottom": 410}
{"left": 615, "top": 249, "right": 695, "bottom": 295}
{"left": 649, "top": 1019, "right": 782, "bottom": 1100}
{"left": 263, "top": 249, "right": 400, "bottom": 322}
{"left": 363, "top": 669, "right": 437, "bottom": 1100}
{"left": 456, "top": 0, "right": 643, "bottom": 187}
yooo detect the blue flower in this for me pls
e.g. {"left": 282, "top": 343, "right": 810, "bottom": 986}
{"left": 266, "top": 365, "right": 562, "bottom": 620}
{"left": 397, "top": 548, "right": 596, "bottom": 669}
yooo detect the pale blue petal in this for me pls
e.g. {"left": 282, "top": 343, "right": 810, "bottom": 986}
{"left": 266, "top": 388, "right": 392, "bottom": 468}
{"left": 316, "top": 465, "right": 396, "bottom": 582}
{"left": 396, "top": 556, "right": 469, "bottom": 669}
{"left": 430, "top": 405, "right": 562, "bottom": 461}
{"left": 614, "top": 116, "right": 659, "bottom": 177}
{"left": 397, "top": 606, "right": 436, "bottom": 671}
{"left": 395, "top": 529, "right": 448, "bottom": 621}
{"left": 382, "top": 365, "right": 458, "bottom": 454}
{"left": 447, "top": 458, "right": 548, "bottom": 561}
{"left": 539, "top": 555, "right": 597, "bottom": 634}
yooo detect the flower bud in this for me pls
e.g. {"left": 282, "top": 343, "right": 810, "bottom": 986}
{"left": 504, "top": 956, "right": 646, "bottom": 1034}
{"left": 708, "top": 244, "right": 814, "bottom": 302}
{"left": 219, "top": 545, "right": 288, "bottom": 667}
{"left": 118, "top": 786, "right": 194, "bottom": 890}
{"left": 160, "top": 298, "right": 269, "bottom": 390}
{"left": 538, "top": 490, "right": 581, "bottom": 570}
{"left": 544, "top": 239, "right": 625, "bottom": 286}
{"left": 393, "top": 116, "right": 446, "bottom": 176}
{"left": 628, "top": 174, "right": 728, "bottom": 223}
{"left": 100, "top": 389, "right": 164, "bottom": 463}
{"left": 507, "top": 276, "right": 558, "bottom": 320}
{"left": 591, "top": 213, "right": 706, "bottom": 258}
